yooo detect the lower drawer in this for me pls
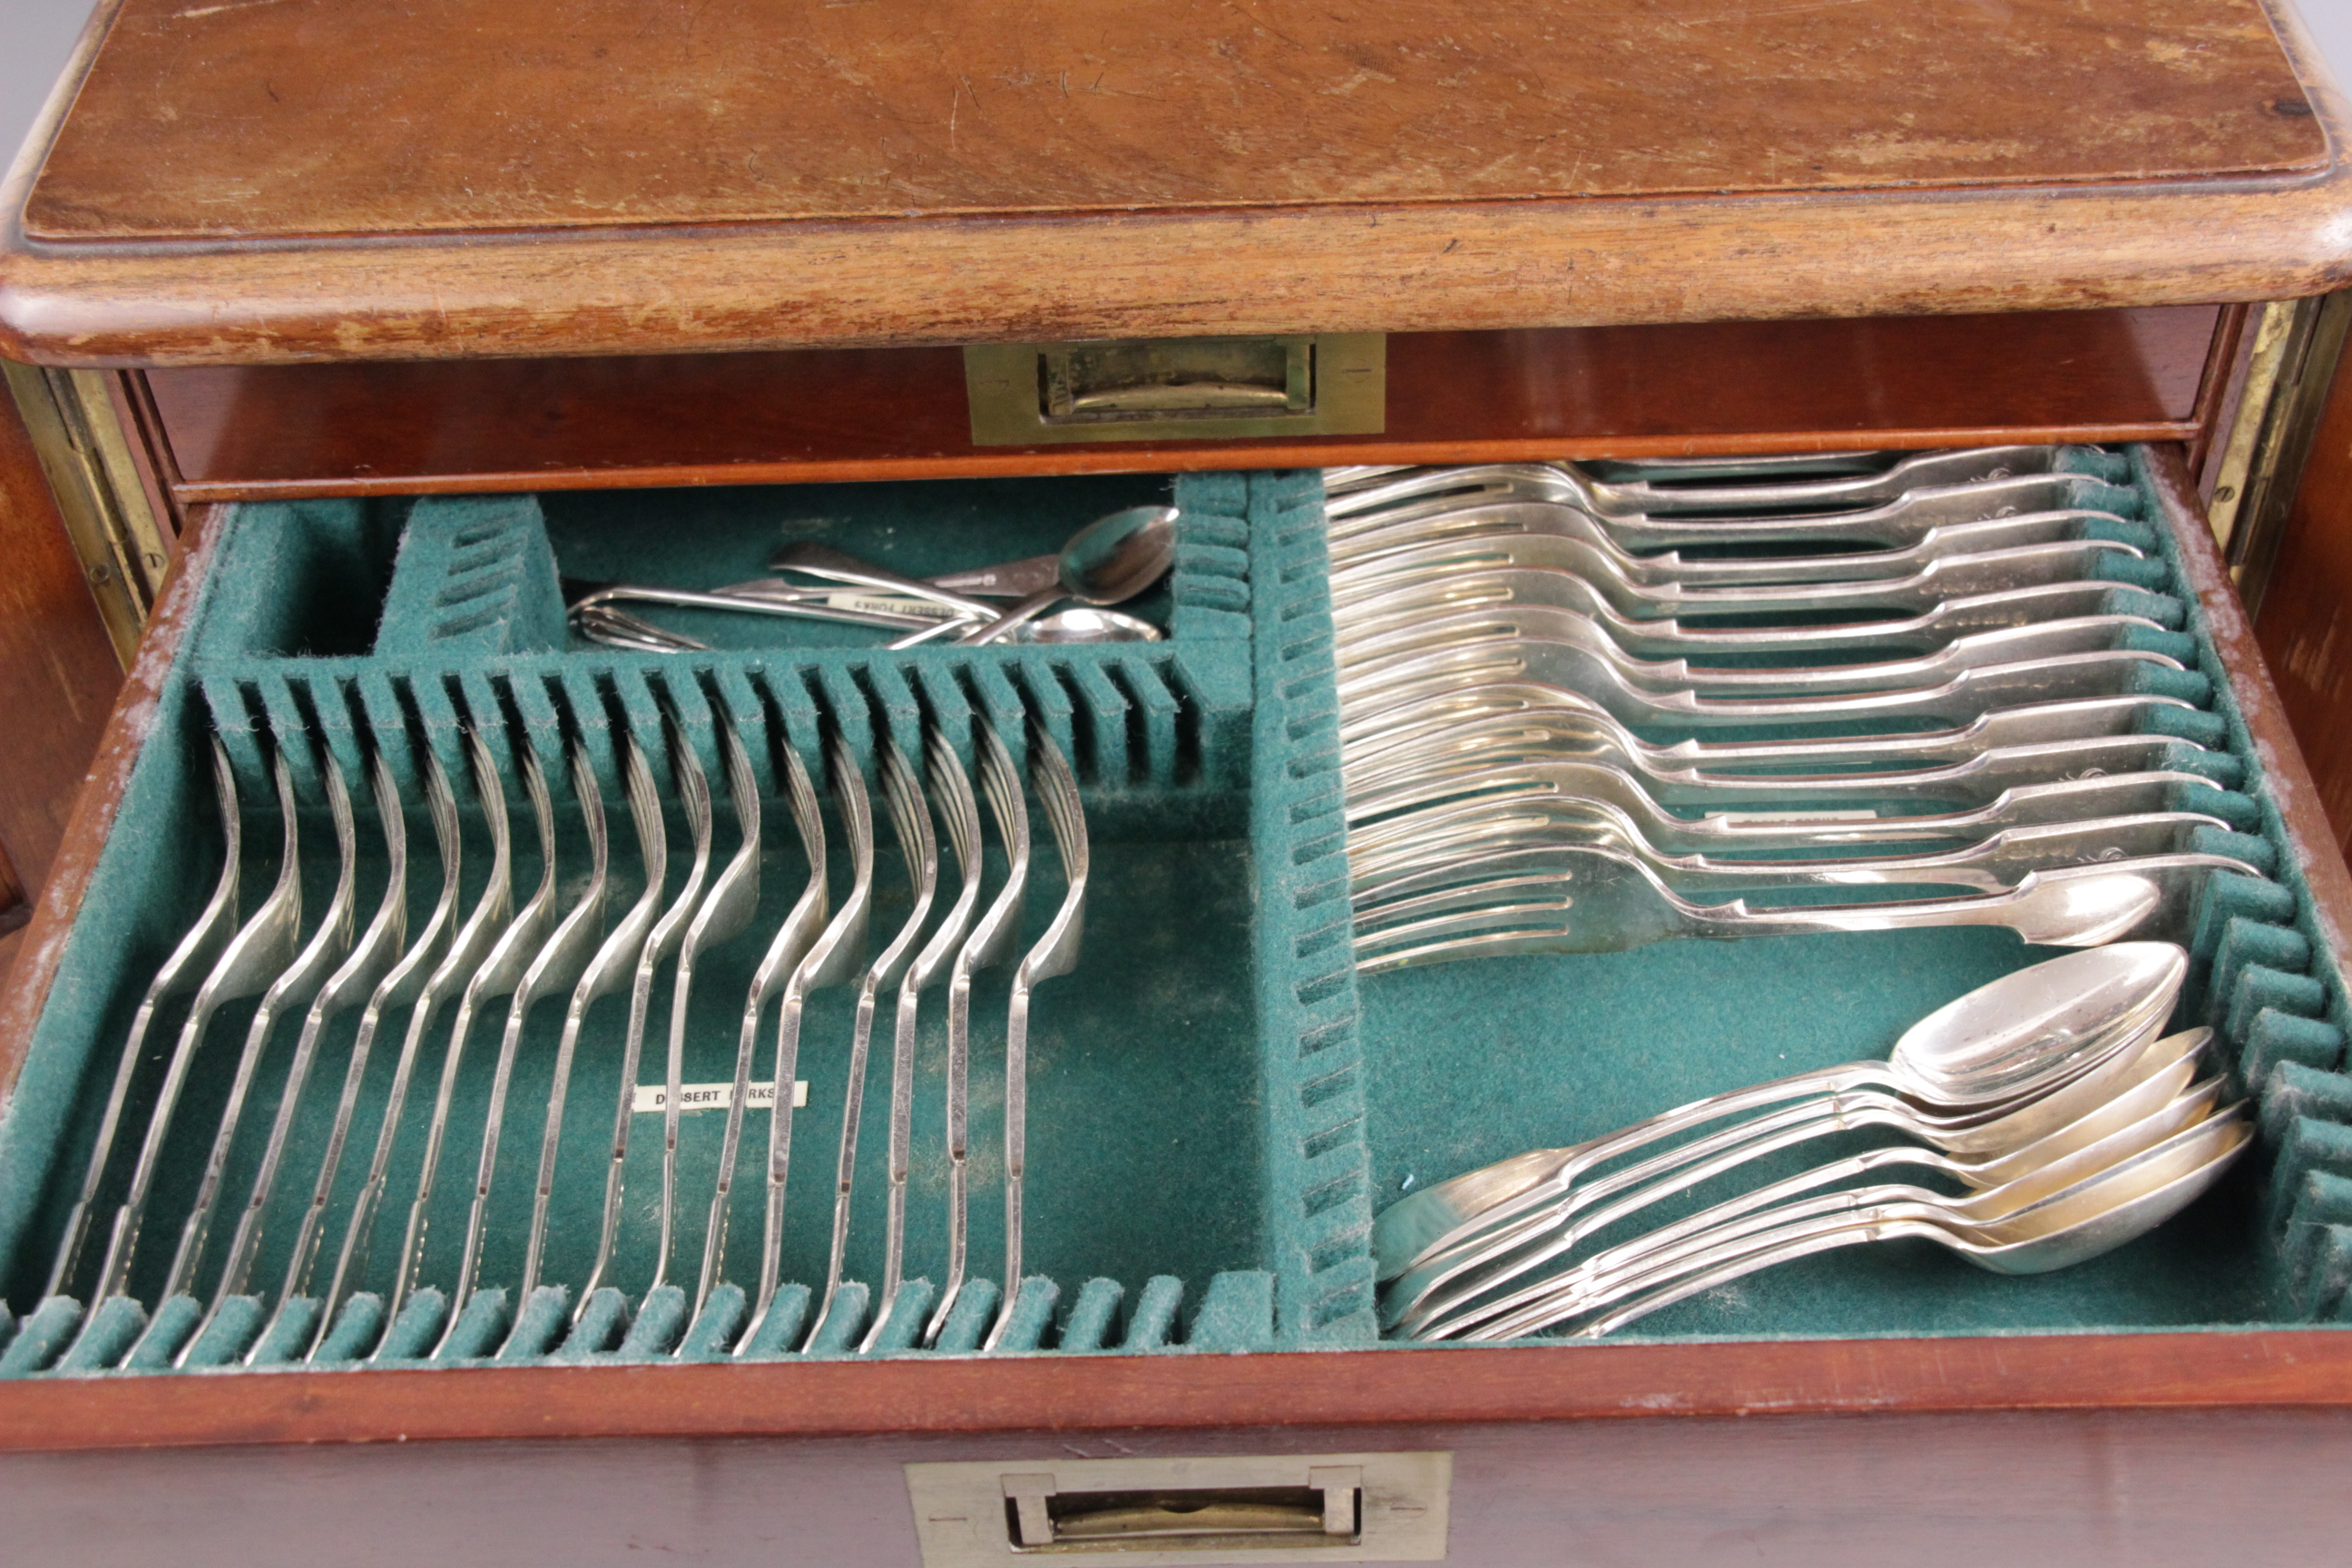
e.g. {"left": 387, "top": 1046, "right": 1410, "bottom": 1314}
{"left": 4, "top": 444, "right": 2352, "bottom": 1563}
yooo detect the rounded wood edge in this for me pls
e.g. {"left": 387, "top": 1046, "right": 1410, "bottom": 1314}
{"left": 164, "top": 424, "right": 2200, "bottom": 504}
{"left": 0, "top": 503, "right": 213, "bottom": 1111}
{"left": 3, "top": 177, "right": 2349, "bottom": 368}
{"left": 1, "top": 1328, "right": 2349, "bottom": 1454}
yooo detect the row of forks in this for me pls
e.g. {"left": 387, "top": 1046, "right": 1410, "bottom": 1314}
{"left": 1321, "top": 447, "right": 2270, "bottom": 967}
{"left": 44, "top": 691, "right": 1088, "bottom": 1363}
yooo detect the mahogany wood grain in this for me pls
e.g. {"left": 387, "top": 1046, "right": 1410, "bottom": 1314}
{"left": 3, "top": 1323, "right": 2352, "bottom": 1456}
{"left": 3, "top": 6, "right": 2347, "bottom": 365}
{"left": 147, "top": 309, "right": 2219, "bottom": 499}
{"left": 0, "top": 501, "right": 209, "bottom": 1121}
{"left": 2187, "top": 303, "right": 2252, "bottom": 481}
{"left": 2147, "top": 444, "right": 2352, "bottom": 972}
{"left": 0, "top": 369, "right": 122, "bottom": 906}
{"left": 2254, "top": 334, "right": 2352, "bottom": 851}
{"left": 104, "top": 368, "right": 184, "bottom": 541}
{"left": 1, "top": 840, "right": 24, "bottom": 937}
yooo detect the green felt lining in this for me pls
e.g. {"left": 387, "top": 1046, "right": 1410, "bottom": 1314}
{"left": 5, "top": 451, "right": 2351, "bottom": 1374}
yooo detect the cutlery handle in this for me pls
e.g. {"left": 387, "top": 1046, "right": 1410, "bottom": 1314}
{"left": 1426, "top": 1159, "right": 1939, "bottom": 1340}
{"left": 1563, "top": 1211, "right": 1933, "bottom": 1340}
{"left": 1376, "top": 1062, "right": 1888, "bottom": 1279}
{"left": 1391, "top": 1096, "right": 1930, "bottom": 1335}
{"left": 957, "top": 586, "right": 1066, "bottom": 646}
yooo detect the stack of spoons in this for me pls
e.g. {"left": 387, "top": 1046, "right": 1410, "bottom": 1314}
{"left": 1324, "top": 448, "right": 2275, "bottom": 967}
{"left": 1370, "top": 944, "right": 2249, "bottom": 1339}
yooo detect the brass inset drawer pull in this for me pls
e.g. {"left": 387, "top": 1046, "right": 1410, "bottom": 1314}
{"left": 965, "top": 334, "right": 1386, "bottom": 445}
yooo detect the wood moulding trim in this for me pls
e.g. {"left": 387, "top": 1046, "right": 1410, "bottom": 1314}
{"left": 162, "top": 425, "right": 2203, "bottom": 503}
{"left": 9, "top": 175, "right": 2351, "bottom": 368}
{"left": 0, "top": 1329, "right": 2350, "bottom": 1455}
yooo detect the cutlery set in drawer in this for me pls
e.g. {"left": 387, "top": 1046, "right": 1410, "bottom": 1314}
{"left": 3, "top": 448, "right": 2350, "bottom": 1376}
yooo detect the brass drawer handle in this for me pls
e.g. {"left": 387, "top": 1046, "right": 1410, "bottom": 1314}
{"left": 965, "top": 333, "right": 1386, "bottom": 445}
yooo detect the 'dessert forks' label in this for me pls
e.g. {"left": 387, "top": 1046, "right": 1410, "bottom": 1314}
{"left": 631, "top": 1081, "right": 810, "bottom": 1113}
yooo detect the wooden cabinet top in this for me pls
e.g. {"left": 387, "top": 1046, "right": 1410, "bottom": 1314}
{"left": 4, "top": 0, "right": 2349, "bottom": 364}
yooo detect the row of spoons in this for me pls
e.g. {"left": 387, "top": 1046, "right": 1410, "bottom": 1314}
{"left": 1322, "top": 449, "right": 2269, "bottom": 967}
{"left": 1367, "top": 945, "right": 2248, "bottom": 1339}
{"left": 43, "top": 698, "right": 1088, "bottom": 1365}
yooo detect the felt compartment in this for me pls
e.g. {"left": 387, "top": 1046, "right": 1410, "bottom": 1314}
{"left": 2, "top": 452, "right": 2348, "bottom": 1375}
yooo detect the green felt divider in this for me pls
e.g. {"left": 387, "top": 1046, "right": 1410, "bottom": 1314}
{"left": 1188, "top": 1269, "right": 1277, "bottom": 1351}
{"left": 0, "top": 1298, "right": 77, "bottom": 1376}
{"left": 503, "top": 1286, "right": 573, "bottom": 1361}
{"left": 993, "top": 1279, "right": 1059, "bottom": 1351}
{"left": 802, "top": 1284, "right": 871, "bottom": 1355}
{"left": 740, "top": 1287, "right": 812, "bottom": 1357}
{"left": 1122, "top": 1276, "right": 1184, "bottom": 1349}
{"left": 678, "top": 1285, "right": 748, "bottom": 1360}
{"left": 182, "top": 1296, "right": 264, "bottom": 1367}
{"left": 6, "top": 448, "right": 2351, "bottom": 1375}
{"left": 314, "top": 1293, "right": 383, "bottom": 1364}
{"left": 1058, "top": 1278, "right": 1122, "bottom": 1351}
{"left": 932, "top": 1280, "right": 1001, "bottom": 1351}
{"left": 58, "top": 1295, "right": 145, "bottom": 1370}
{"left": 248, "top": 1298, "right": 319, "bottom": 1365}
{"left": 865, "top": 1280, "right": 936, "bottom": 1353}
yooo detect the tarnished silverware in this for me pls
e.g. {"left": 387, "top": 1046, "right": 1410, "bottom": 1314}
{"left": 46, "top": 739, "right": 244, "bottom": 1303}
{"left": 924, "top": 721, "right": 1031, "bottom": 1345}
{"left": 983, "top": 727, "right": 1089, "bottom": 1351}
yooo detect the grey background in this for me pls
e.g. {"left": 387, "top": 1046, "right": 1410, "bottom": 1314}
{"left": 2, "top": 0, "right": 2351, "bottom": 213}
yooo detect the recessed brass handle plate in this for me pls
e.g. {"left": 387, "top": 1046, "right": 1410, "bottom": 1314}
{"left": 965, "top": 334, "right": 1387, "bottom": 446}
{"left": 906, "top": 1450, "right": 1448, "bottom": 1566}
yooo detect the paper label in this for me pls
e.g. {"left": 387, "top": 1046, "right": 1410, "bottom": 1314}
{"left": 632, "top": 1081, "right": 808, "bottom": 1113}
{"left": 817, "top": 592, "right": 963, "bottom": 622}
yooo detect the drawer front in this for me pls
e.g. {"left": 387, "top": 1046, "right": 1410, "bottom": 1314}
{"left": 3, "top": 437, "right": 2351, "bottom": 1563}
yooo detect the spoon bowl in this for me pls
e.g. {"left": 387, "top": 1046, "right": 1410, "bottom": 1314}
{"left": 957, "top": 505, "right": 1180, "bottom": 645}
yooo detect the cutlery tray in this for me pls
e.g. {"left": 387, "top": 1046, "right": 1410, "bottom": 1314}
{"left": 5, "top": 446, "right": 2352, "bottom": 1377}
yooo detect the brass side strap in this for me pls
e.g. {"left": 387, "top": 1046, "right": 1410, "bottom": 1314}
{"left": 2, "top": 362, "right": 171, "bottom": 669}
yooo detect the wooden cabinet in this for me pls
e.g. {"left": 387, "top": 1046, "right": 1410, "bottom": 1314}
{"left": 8, "top": 3, "right": 2352, "bottom": 1563}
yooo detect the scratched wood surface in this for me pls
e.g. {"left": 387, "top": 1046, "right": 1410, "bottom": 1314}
{"left": 21, "top": 0, "right": 2327, "bottom": 240}
{"left": 142, "top": 308, "right": 2220, "bottom": 496}
{"left": 2, "top": 0, "right": 2347, "bottom": 363}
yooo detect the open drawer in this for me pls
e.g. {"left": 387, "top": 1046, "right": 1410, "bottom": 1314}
{"left": 5, "top": 439, "right": 2352, "bottom": 1563}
